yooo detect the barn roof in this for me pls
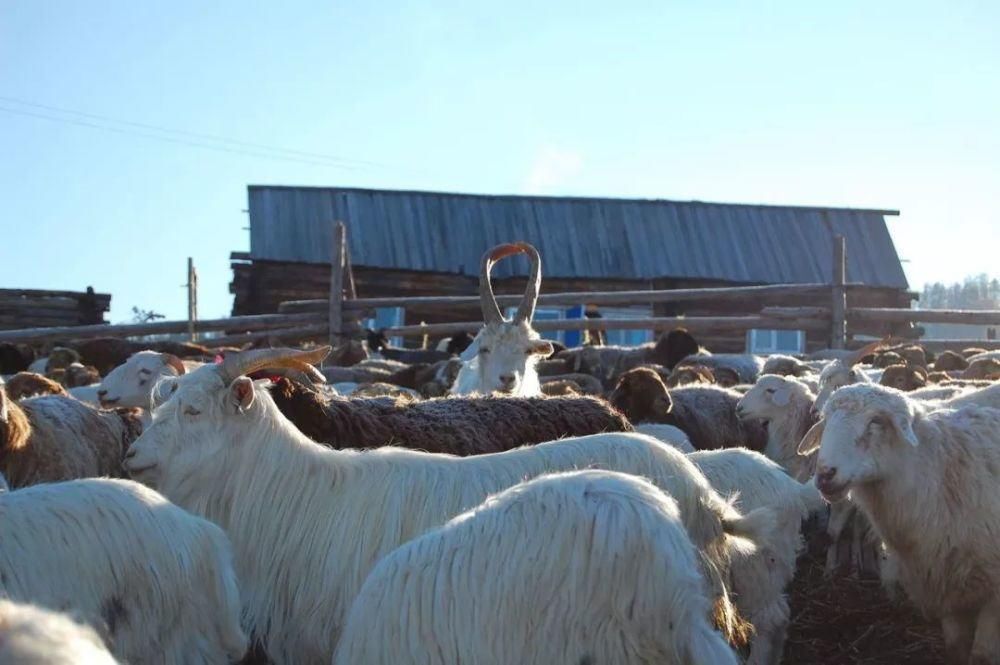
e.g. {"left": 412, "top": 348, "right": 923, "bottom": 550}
{"left": 246, "top": 185, "right": 907, "bottom": 288}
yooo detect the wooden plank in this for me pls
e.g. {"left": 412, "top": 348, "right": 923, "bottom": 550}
{"left": 831, "top": 235, "right": 847, "bottom": 349}
{"left": 199, "top": 324, "right": 329, "bottom": 348}
{"left": 328, "top": 221, "right": 346, "bottom": 346}
{"left": 0, "top": 312, "right": 325, "bottom": 344}
{"left": 762, "top": 306, "right": 832, "bottom": 319}
{"left": 850, "top": 309, "right": 1000, "bottom": 325}
{"left": 911, "top": 339, "right": 1000, "bottom": 353}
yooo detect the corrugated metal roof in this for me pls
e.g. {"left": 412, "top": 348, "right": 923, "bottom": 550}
{"left": 246, "top": 186, "right": 908, "bottom": 288}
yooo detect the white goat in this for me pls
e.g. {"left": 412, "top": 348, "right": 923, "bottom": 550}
{"left": 0, "top": 478, "right": 247, "bottom": 664}
{"left": 451, "top": 243, "right": 552, "bottom": 396}
{"left": 124, "top": 347, "right": 773, "bottom": 664}
{"left": 0, "top": 599, "right": 119, "bottom": 665}
{"left": 334, "top": 470, "right": 739, "bottom": 665}
{"left": 97, "top": 351, "right": 187, "bottom": 409}
{"left": 800, "top": 383, "right": 1000, "bottom": 664}
{"left": 690, "top": 448, "right": 824, "bottom": 665}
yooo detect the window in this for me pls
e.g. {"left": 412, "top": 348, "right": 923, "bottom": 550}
{"left": 362, "top": 307, "right": 405, "bottom": 346}
{"left": 747, "top": 329, "right": 805, "bottom": 354}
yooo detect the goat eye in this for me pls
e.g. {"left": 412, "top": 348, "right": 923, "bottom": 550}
{"left": 479, "top": 347, "right": 491, "bottom": 355}
{"left": 765, "top": 388, "right": 775, "bottom": 394}
{"left": 183, "top": 406, "right": 201, "bottom": 416}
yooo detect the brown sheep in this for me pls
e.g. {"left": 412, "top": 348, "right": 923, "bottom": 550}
{"left": 760, "top": 355, "right": 811, "bottom": 377}
{"left": 0, "top": 388, "right": 143, "bottom": 488}
{"left": 963, "top": 358, "right": 1000, "bottom": 380}
{"left": 555, "top": 328, "right": 703, "bottom": 387}
{"left": 60, "top": 363, "right": 101, "bottom": 388}
{"left": 879, "top": 364, "right": 929, "bottom": 391}
{"left": 933, "top": 350, "right": 969, "bottom": 373}
{"left": 608, "top": 367, "right": 767, "bottom": 452}
{"left": 711, "top": 367, "right": 741, "bottom": 388}
{"left": 962, "top": 347, "right": 988, "bottom": 359}
{"left": 666, "top": 364, "right": 715, "bottom": 388}
{"left": 4, "top": 373, "right": 68, "bottom": 400}
{"left": 897, "top": 346, "right": 929, "bottom": 368}
{"left": 0, "top": 343, "right": 36, "bottom": 375}
{"left": 539, "top": 380, "right": 581, "bottom": 396}
{"left": 540, "top": 373, "right": 604, "bottom": 395}
{"left": 267, "top": 377, "right": 632, "bottom": 455}
{"left": 872, "top": 351, "right": 904, "bottom": 369}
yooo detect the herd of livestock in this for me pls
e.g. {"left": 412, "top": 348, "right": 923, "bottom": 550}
{"left": 2, "top": 241, "right": 1000, "bottom": 664}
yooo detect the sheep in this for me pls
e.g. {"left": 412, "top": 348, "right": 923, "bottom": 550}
{"left": 333, "top": 470, "right": 740, "bottom": 665}
{"left": 325, "top": 338, "right": 369, "bottom": 366}
{"left": 934, "top": 350, "right": 969, "bottom": 372}
{"left": 3, "top": 372, "right": 68, "bottom": 400}
{"left": 124, "top": 347, "right": 774, "bottom": 664}
{"left": 0, "top": 389, "right": 142, "bottom": 488}
{"left": 266, "top": 376, "right": 631, "bottom": 454}
{"left": 675, "top": 353, "right": 766, "bottom": 385}
{"left": 800, "top": 383, "right": 1000, "bottom": 664}
{"left": 433, "top": 330, "right": 474, "bottom": 356}
{"left": 539, "top": 371, "right": 604, "bottom": 394}
{"left": 609, "top": 367, "right": 768, "bottom": 451}
{"left": 365, "top": 328, "right": 452, "bottom": 364}
{"left": 633, "top": 423, "right": 696, "bottom": 453}
{"left": 63, "top": 337, "right": 209, "bottom": 376}
{"left": 736, "top": 374, "right": 818, "bottom": 481}
{"left": 61, "top": 362, "right": 101, "bottom": 388}
{"left": 761, "top": 354, "right": 812, "bottom": 378}
{"left": 555, "top": 328, "right": 702, "bottom": 388}
{"left": 0, "top": 478, "right": 247, "bottom": 664}
{"left": 96, "top": 351, "right": 187, "bottom": 409}
{"left": 0, "top": 343, "right": 35, "bottom": 375}
{"left": 879, "top": 363, "right": 929, "bottom": 391}
{"left": 0, "top": 599, "right": 118, "bottom": 665}
{"left": 690, "top": 448, "right": 826, "bottom": 665}
{"left": 963, "top": 357, "right": 1000, "bottom": 380}
{"left": 964, "top": 347, "right": 991, "bottom": 359}
{"left": 348, "top": 382, "right": 421, "bottom": 400}
{"left": 666, "top": 363, "right": 716, "bottom": 387}
{"left": 451, "top": 243, "right": 553, "bottom": 396}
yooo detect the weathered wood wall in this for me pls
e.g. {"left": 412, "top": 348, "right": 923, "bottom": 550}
{"left": 0, "top": 288, "right": 110, "bottom": 331}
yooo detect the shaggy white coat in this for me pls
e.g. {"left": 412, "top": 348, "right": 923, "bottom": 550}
{"left": 125, "top": 368, "right": 773, "bottom": 664}
{"left": 334, "top": 470, "right": 739, "bottom": 665}
{"left": 0, "top": 478, "right": 246, "bottom": 665}
{"left": 0, "top": 599, "right": 119, "bottom": 665}
{"left": 690, "top": 448, "right": 825, "bottom": 665}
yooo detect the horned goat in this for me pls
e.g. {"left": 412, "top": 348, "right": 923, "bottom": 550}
{"left": 451, "top": 243, "right": 553, "bottom": 396}
{"left": 609, "top": 367, "right": 768, "bottom": 451}
{"left": 801, "top": 383, "right": 1000, "bottom": 664}
{"left": 0, "top": 478, "right": 247, "bottom": 664}
{"left": 334, "top": 470, "right": 739, "bottom": 665}
{"left": 124, "top": 347, "right": 774, "bottom": 664}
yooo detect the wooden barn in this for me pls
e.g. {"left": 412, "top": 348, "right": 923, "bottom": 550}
{"left": 0, "top": 288, "right": 110, "bottom": 332}
{"left": 230, "top": 186, "right": 913, "bottom": 352}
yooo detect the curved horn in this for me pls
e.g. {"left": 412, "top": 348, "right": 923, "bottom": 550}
{"left": 513, "top": 242, "right": 541, "bottom": 324}
{"left": 479, "top": 244, "right": 523, "bottom": 325}
{"left": 216, "top": 346, "right": 331, "bottom": 385}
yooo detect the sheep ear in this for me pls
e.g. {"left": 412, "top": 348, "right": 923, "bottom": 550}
{"left": 798, "top": 419, "right": 825, "bottom": 456}
{"left": 161, "top": 353, "right": 186, "bottom": 376}
{"left": 229, "top": 377, "right": 255, "bottom": 413}
{"left": 892, "top": 413, "right": 919, "bottom": 447}
{"left": 529, "top": 340, "right": 554, "bottom": 356}
{"left": 773, "top": 386, "right": 791, "bottom": 407}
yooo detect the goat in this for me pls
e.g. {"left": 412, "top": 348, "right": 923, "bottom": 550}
{"left": 124, "top": 347, "right": 774, "bottom": 664}
{"left": 334, "top": 470, "right": 739, "bottom": 665}
{"left": 451, "top": 243, "right": 553, "bottom": 396}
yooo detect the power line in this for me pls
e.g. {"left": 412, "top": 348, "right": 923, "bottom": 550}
{"left": 0, "top": 95, "right": 387, "bottom": 170}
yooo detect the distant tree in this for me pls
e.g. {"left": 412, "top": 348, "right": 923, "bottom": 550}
{"left": 921, "top": 274, "right": 1000, "bottom": 310}
{"left": 131, "top": 306, "right": 165, "bottom": 323}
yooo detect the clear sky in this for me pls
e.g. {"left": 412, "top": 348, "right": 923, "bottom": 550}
{"left": 2, "top": 1, "right": 997, "bottom": 321}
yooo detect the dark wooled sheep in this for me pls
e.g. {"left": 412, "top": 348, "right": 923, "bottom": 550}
{"left": 879, "top": 364, "right": 929, "bottom": 392}
{"left": 0, "top": 388, "right": 143, "bottom": 488}
{"left": 760, "top": 354, "right": 812, "bottom": 378}
{"left": 962, "top": 347, "right": 988, "bottom": 359}
{"left": 61, "top": 338, "right": 212, "bottom": 377}
{"left": 933, "top": 350, "right": 969, "bottom": 373}
{"left": 665, "top": 364, "right": 715, "bottom": 388}
{"left": 555, "top": 328, "right": 702, "bottom": 388}
{"left": 4, "top": 373, "right": 68, "bottom": 400}
{"left": 964, "top": 358, "right": 1000, "bottom": 381}
{"left": 366, "top": 329, "right": 453, "bottom": 364}
{"left": 608, "top": 367, "right": 767, "bottom": 452}
{"left": 0, "top": 343, "right": 35, "bottom": 375}
{"left": 267, "top": 377, "right": 632, "bottom": 455}
{"left": 60, "top": 363, "right": 101, "bottom": 388}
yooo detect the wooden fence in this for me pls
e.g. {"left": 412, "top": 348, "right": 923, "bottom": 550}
{"left": 1, "top": 226, "right": 999, "bottom": 353}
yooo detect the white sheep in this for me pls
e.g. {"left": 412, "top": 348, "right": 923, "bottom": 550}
{"left": 451, "top": 243, "right": 553, "bottom": 396}
{"left": 689, "top": 447, "right": 825, "bottom": 665}
{"left": 124, "top": 347, "right": 774, "bottom": 664}
{"left": 736, "top": 374, "right": 819, "bottom": 481}
{"left": 813, "top": 339, "right": 888, "bottom": 413}
{"left": 334, "top": 470, "right": 739, "bottom": 665}
{"left": 800, "top": 383, "right": 1000, "bottom": 664}
{"left": 0, "top": 478, "right": 247, "bottom": 664}
{"left": 634, "top": 422, "right": 696, "bottom": 453}
{"left": 0, "top": 599, "right": 119, "bottom": 665}
{"left": 96, "top": 350, "right": 188, "bottom": 409}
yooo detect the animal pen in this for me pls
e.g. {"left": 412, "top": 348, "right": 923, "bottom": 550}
{"left": 3, "top": 225, "right": 1000, "bottom": 353}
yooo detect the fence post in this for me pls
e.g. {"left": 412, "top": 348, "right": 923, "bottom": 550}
{"left": 329, "top": 222, "right": 347, "bottom": 347}
{"left": 831, "top": 235, "right": 847, "bottom": 349}
{"left": 186, "top": 257, "right": 198, "bottom": 342}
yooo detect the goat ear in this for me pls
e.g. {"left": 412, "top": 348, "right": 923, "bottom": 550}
{"left": 528, "top": 340, "right": 554, "bottom": 356}
{"left": 798, "top": 419, "right": 825, "bottom": 456}
{"left": 891, "top": 412, "right": 919, "bottom": 447}
{"left": 229, "top": 377, "right": 255, "bottom": 413}
{"left": 773, "top": 386, "right": 791, "bottom": 407}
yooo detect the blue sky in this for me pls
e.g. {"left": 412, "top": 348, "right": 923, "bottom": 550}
{"left": 2, "top": 1, "right": 997, "bottom": 321}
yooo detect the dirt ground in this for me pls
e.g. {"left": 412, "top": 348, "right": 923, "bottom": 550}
{"left": 782, "top": 547, "right": 944, "bottom": 664}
